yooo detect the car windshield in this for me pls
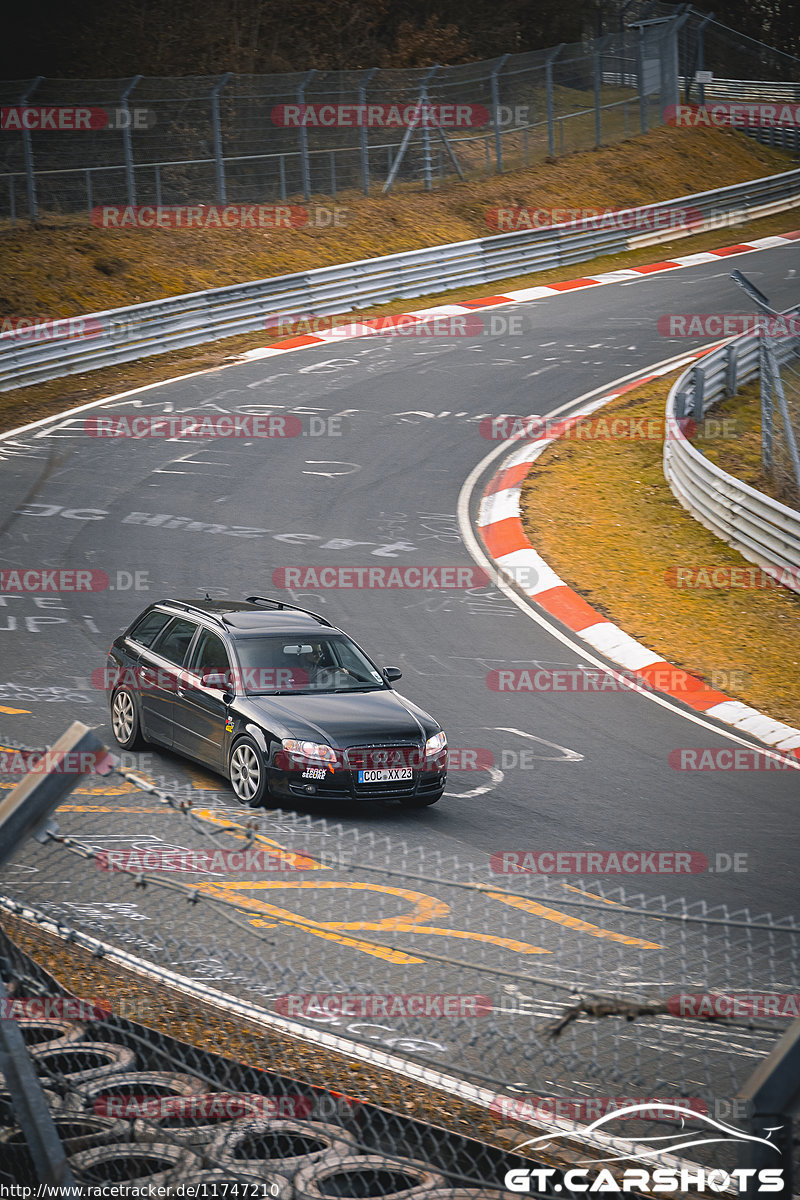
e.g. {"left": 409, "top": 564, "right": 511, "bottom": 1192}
{"left": 233, "top": 634, "right": 386, "bottom": 694}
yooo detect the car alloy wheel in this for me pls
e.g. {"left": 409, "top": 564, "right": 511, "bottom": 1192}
{"left": 229, "top": 737, "right": 269, "bottom": 806}
{"left": 111, "top": 689, "right": 144, "bottom": 750}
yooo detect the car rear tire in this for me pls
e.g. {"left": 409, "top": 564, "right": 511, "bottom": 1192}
{"left": 110, "top": 688, "right": 145, "bottom": 751}
{"left": 229, "top": 736, "right": 270, "bottom": 807}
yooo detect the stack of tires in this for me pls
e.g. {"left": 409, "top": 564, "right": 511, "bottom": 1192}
{"left": 1, "top": 1016, "right": 516, "bottom": 1197}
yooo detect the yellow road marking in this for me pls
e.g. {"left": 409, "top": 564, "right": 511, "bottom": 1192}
{"left": 486, "top": 891, "right": 663, "bottom": 949}
{"left": 0, "top": 707, "right": 30, "bottom": 715}
{"left": 197, "top": 880, "right": 549, "bottom": 962}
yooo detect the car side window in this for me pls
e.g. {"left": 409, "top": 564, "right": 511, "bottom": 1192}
{"left": 150, "top": 617, "right": 198, "bottom": 667}
{"left": 128, "top": 609, "right": 172, "bottom": 648}
{"left": 188, "top": 630, "right": 231, "bottom": 680}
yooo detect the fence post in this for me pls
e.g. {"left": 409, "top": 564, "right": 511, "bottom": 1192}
{"left": 635, "top": 26, "right": 648, "bottom": 133}
{"left": 545, "top": 45, "right": 564, "bottom": 159}
{"left": 120, "top": 74, "right": 142, "bottom": 207}
{"left": 358, "top": 67, "right": 377, "bottom": 196}
{"left": 211, "top": 72, "right": 232, "bottom": 206}
{"left": 298, "top": 70, "right": 316, "bottom": 203}
{"left": 593, "top": 45, "right": 602, "bottom": 147}
{"left": 0, "top": 721, "right": 113, "bottom": 1189}
{"left": 760, "top": 337, "right": 774, "bottom": 475}
{"left": 490, "top": 55, "right": 509, "bottom": 173}
{"left": 19, "top": 76, "right": 42, "bottom": 223}
{"left": 735, "top": 1015, "right": 800, "bottom": 1197}
{"left": 420, "top": 65, "right": 439, "bottom": 191}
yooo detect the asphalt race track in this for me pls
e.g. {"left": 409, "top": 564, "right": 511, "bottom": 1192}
{"left": 0, "top": 243, "right": 798, "bottom": 1095}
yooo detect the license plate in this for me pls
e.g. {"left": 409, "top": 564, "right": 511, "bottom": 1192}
{"left": 358, "top": 768, "right": 413, "bottom": 783}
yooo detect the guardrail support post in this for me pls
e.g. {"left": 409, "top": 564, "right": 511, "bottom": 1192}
{"left": 358, "top": 68, "right": 377, "bottom": 195}
{"left": 120, "top": 74, "right": 142, "bottom": 207}
{"left": 210, "top": 72, "right": 232, "bottom": 206}
{"left": 545, "top": 46, "right": 564, "bottom": 158}
{"left": 725, "top": 343, "right": 739, "bottom": 396}
{"left": 736, "top": 1015, "right": 800, "bottom": 1197}
{"left": 19, "top": 76, "right": 42, "bottom": 223}
{"left": 692, "top": 366, "right": 706, "bottom": 422}
{"left": 491, "top": 55, "right": 509, "bottom": 173}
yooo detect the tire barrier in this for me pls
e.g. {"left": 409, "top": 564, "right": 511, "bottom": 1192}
{"left": 167, "top": 1168, "right": 293, "bottom": 1196}
{"left": 133, "top": 1093, "right": 253, "bottom": 1148}
{"left": 65, "top": 1069, "right": 209, "bottom": 1113}
{"left": 208, "top": 1118, "right": 360, "bottom": 1180}
{"left": 13, "top": 1018, "right": 87, "bottom": 1052}
{"left": 292, "top": 1154, "right": 448, "bottom": 1200}
{"left": 68, "top": 1141, "right": 201, "bottom": 1188}
{"left": 0, "top": 1114, "right": 133, "bottom": 1177}
{"left": 31, "top": 1041, "right": 137, "bottom": 1086}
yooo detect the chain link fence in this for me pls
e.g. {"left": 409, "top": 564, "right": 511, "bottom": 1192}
{"left": 1, "top": 743, "right": 799, "bottom": 1190}
{"left": 0, "top": 19, "right": 684, "bottom": 224}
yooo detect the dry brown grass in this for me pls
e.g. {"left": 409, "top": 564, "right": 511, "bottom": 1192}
{"left": 519, "top": 375, "right": 800, "bottom": 728}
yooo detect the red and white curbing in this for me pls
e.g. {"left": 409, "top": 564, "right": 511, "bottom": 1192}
{"left": 476, "top": 368, "right": 800, "bottom": 763}
{"left": 243, "top": 230, "right": 800, "bottom": 359}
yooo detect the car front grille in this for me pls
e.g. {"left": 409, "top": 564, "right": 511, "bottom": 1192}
{"left": 345, "top": 743, "right": 424, "bottom": 770}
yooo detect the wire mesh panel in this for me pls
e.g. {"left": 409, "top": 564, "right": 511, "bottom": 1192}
{"left": 1, "top": 751, "right": 799, "bottom": 1189}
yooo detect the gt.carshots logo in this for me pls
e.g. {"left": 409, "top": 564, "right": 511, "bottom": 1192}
{"left": 503, "top": 1103, "right": 785, "bottom": 1193}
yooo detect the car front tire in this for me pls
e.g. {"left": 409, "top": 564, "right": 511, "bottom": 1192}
{"left": 110, "top": 688, "right": 145, "bottom": 750}
{"left": 229, "top": 736, "right": 270, "bottom": 807}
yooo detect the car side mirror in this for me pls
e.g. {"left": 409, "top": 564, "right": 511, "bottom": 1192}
{"left": 202, "top": 671, "right": 230, "bottom": 690}
{"left": 383, "top": 666, "right": 402, "bottom": 683}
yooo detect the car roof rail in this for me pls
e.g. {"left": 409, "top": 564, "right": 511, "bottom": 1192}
{"left": 167, "top": 600, "right": 227, "bottom": 628}
{"left": 245, "top": 595, "right": 333, "bottom": 628}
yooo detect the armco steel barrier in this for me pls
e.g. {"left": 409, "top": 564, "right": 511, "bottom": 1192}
{"left": 663, "top": 309, "right": 800, "bottom": 590}
{"left": 2, "top": 166, "right": 800, "bottom": 393}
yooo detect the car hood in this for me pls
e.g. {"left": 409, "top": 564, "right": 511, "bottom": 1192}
{"left": 240, "top": 688, "right": 434, "bottom": 748}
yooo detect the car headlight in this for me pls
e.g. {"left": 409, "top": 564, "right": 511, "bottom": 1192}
{"left": 425, "top": 731, "right": 447, "bottom": 755}
{"left": 282, "top": 739, "right": 337, "bottom": 763}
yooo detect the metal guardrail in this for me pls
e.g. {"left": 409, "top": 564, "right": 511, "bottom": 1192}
{"left": 3, "top": 166, "right": 800, "bottom": 394}
{"left": 663, "top": 309, "right": 800, "bottom": 589}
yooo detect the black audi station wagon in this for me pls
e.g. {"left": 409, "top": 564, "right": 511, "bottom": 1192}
{"left": 104, "top": 596, "right": 448, "bottom": 807}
